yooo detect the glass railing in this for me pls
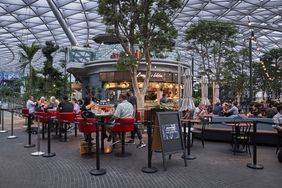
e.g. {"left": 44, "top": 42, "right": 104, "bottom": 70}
{"left": 69, "top": 45, "right": 181, "bottom": 63}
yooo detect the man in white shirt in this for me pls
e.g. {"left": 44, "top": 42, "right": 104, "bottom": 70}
{"left": 26, "top": 96, "right": 36, "bottom": 116}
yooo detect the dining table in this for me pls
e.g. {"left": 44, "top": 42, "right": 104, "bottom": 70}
{"left": 93, "top": 111, "right": 114, "bottom": 154}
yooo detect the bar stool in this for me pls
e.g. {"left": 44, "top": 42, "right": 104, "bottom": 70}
{"left": 35, "top": 111, "right": 48, "bottom": 139}
{"left": 111, "top": 118, "right": 135, "bottom": 157}
{"left": 57, "top": 112, "right": 75, "bottom": 142}
{"left": 21, "top": 108, "right": 29, "bottom": 127}
{"left": 78, "top": 118, "right": 100, "bottom": 154}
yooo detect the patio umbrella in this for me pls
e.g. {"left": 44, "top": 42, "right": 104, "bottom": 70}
{"left": 213, "top": 83, "right": 220, "bottom": 104}
{"left": 201, "top": 75, "right": 210, "bottom": 106}
{"left": 180, "top": 68, "right": 195, "bottom": 111}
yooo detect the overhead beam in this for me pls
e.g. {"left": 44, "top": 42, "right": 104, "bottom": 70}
{"left": 47, "top": 0, "right": 78, "bottom": 46}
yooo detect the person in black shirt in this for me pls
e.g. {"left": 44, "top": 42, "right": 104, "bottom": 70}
{"left": 58, "top": 96, "right": 74, "bottom": 112}
{"left": 126, "top": 91, "right": 146, "bottom": 148}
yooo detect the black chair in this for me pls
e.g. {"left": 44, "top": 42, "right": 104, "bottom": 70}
{"left": 191, "top": 117, "right": 208, "bottom": 148}
{"left": 231, "top": 122, "right": 252, "bottom": 157}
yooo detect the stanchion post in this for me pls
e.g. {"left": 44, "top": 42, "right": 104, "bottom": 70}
{"left": 182, "top": 121, "right": 196, "bottom": 160}
{"left": 247, "top": 121, "right": 263, "bottom": 169}
{"left": 142, "top": 121, "right": 158, "bottom": 173}
{"left": 43, "top": 117, "right": 56, "bottom": 157}
{"left": 89, "top": 121, "right": 106, "bottom": 176}
{"left": 7, "top": 109, "right": 17, "bottom": 139}
{"left": 24, "top": 114, "right": 35, "bottom": 148}
{"left": 31, "top": 115, "right": 45, "bottom": 156}
{"left": 0, "top": 109, "right": 8, "bottom": 133}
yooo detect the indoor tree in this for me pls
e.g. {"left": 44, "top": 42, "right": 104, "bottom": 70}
{"left": 184, "top": 20, "right": 238, "bottom": 85}
{"left": 98, "top": 0, "right": 182, "bottom": 111}
{"left": 18, "top": 41, "right": 40, "bottom": 97}
{"left": 254, "top": 48, "right": 282, "bottom": 100}
{"left": 41, "top": 41, "right": 68, "bottom": 99}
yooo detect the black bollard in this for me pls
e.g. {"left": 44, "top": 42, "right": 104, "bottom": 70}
{"left": 24, "top": 114, "right": 35, "bottom": 148}
{"left": 43, "top": 117, "right": 56, "bottom": 157}
{"left": 7, "top": 110, "right": 17, "bottom": 139}
{"left": 0, "top": 109, "right": 8, "bottom": 133}
{"left": 247, "top": 121, "right": 263, "bottom": 169}
{"left": 142, "top": 121, "right": 158, "bottom": 173}
{"left": 89, "top": 121, "right": 106, "bottom": 176}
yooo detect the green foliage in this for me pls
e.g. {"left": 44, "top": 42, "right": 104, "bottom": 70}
{"left": 220, "top": 49, "right": 249, "bottom": 101}
{"left": 41, "top": 41, "right": 67, "bottom": 99}
{"left": 18, "top": 41, "right": 41, "bottom": 96}
{"left": 98, "top": 0, "right": 181, "bottom": 69}
{"left": 254, "top": 48, "right": 282, "bottom": 98}
{"left": 184, "top": 20, "right": 238, "bottom": 83}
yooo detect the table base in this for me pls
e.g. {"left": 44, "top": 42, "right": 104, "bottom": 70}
{"left": 246, "top": 163, "right": 264, "bottom": 169}
{"left": 31, "top": 151, "right": 45, "bottom": 156}
{"left": 141, "top": 167, "right": 158, "bottom": 173}
{"left": 7, "top": 135, "right": 17, "bottom": 139}
{"left": 42, "top": 152, "right": 56, "bottom": 158}
{"left": 24, "top": 144, "right": 35, "bottom": 148}
{"left": 0, "top": 130, "right": 8, "bottom": 133}
{"left": 182, "top": 154, "right": 196, "bottom": 160}
{"left": 89, "top": 169, "right": 106, "bottom": 176}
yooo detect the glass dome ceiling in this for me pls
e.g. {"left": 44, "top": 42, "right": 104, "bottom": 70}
{"left": 0, "top": 0, "right": 281, "bottom": 71}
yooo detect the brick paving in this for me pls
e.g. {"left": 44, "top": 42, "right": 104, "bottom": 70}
{"left": 0, "top": 111, "right": 281, "bottom": 188}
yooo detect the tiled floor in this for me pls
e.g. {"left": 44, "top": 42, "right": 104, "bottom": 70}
{"left": 0, "top": 112, "right": 281, "bottom": 188}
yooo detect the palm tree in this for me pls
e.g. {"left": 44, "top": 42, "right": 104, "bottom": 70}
{"left": 18, "top": 42, "right": 40, "bottom": 95}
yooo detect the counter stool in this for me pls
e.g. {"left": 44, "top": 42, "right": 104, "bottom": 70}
{"left": 34, "top": 111, "right": 48, "bottom": 139}
{"left": 57, "top": 112, "right": 75, "bottom": 142}
{"left": 21, "top": 108, "right": 29, "bottom": 127}
{"left": 78, "top": 118, "right": 100, "bottom": 154}
{"left": 111, "top": 118, "right": 135, "bottom": 157}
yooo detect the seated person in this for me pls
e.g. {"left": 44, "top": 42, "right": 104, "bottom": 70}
{"left": 57, "top": 96, "right": 74, "bottom": 112}
{"left": 193, "top": 103, "right": 207, "bottom": 119}
{"left": 213, "top": 102, "right": 223, "bottom": 116}
{"left": 47, "top": 96, "right": 58, "bottom": 109}
{"left": 223, "top": 101, "right": 239, "bottom": 117}
{"left": 80, "top": 97, "right": 96, "bottom": 142}
{"left": 273, "top": 104, "right": 282, "bottom": 131}
{"left": 35, "top": 97, "right": 48, "bottom": 112}
{"left": 72, "top": 98, "right": 81, "bottom": 115}
{"left": 106, "top": 94, "right": 134, "bottom": 141}
{"left": 247, "top": 103, "right": 262, "bottom": 117}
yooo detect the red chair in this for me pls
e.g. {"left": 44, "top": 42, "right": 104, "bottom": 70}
{"left": 57, "top": 112, "right": 75, "bottom": 142}
{"left": 34, "top": 111, "right": 48, "bottom": 139}
{"left": 21, "top": 108, "right": 29, "bottom": 127}
{"left": 111, "top": 118, "right": 135, "bottom": 157}
{"left": 78, "top": 118, "right": 100, "bottom": 154}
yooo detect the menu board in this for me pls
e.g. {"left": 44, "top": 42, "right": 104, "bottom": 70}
{"left": 157, "top": 111, "right": 184, "bottom": 154}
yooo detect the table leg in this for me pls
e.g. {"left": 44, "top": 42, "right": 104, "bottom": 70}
{"left": 247, "top": 121, "right": 263, "bottom": 169}
{"left": 89, "top": 122, "right": 106, "bottom": 176}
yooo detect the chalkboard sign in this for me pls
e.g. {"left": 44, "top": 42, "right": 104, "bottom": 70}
{"left": 157, "top": 111, "right": 184, "bottom": 154}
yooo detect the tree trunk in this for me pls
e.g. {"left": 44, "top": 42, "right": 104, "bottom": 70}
{"left": 131, "top": 44, "right": 152, "bottom": 121}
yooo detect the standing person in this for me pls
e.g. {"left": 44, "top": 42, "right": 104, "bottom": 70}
{"left": 58, "top": 96, "right": 74, "bottom": 112}
{"left": 160, "top": 93, "right": 167, "bottom": 103}
{"left": 26, "top": 96, "right": 36, "bottom": 120}
{"left": 126, "top": 91, "right": 146, "bottom": 148}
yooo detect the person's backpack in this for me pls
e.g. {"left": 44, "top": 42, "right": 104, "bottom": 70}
{"left": 278, "top": 149, "right": 282, "bottom": 163}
